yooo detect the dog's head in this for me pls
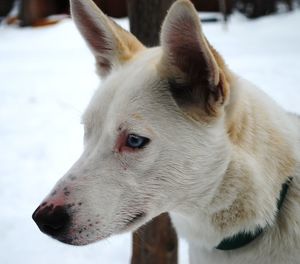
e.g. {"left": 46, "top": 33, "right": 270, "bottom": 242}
{"left": 33, "top": 0, "right": 232, "bottom": 245}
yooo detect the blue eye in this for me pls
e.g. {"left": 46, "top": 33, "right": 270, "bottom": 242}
{"left": 126, "top": 134, "right": 150, "bottom": 149}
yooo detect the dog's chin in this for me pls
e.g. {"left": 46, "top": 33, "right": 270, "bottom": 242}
{"left": 55, "top": 236, "right": 84, "bottom": 246}
{"left": 54, "top": 232, "right": 111, "bottom": 246}
{"left": 53, "top": 213, "right": 147, "bottom": 246}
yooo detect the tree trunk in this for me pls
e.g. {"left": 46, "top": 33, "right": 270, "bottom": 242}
{"left": 127, "top": 1, "right": 178, "bottom": 263}
{"left": 0, "top": 0, "right": 14, "bottom": 19}
{"left": 127, "top": 0, "right": 175, "bottom": 47}
{"left": 18, "top": 0, "right": 69, "bottom": 27}
{"left": 131, "top": 213, "right": 178, "bottom": 264}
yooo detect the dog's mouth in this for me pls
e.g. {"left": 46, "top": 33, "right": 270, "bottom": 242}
{"left": 127, "top": 212, "right": 145, "bottom": 225}
{"left": 52, "top": 212, "right": 147, "bottom": 245}
{"left": 123, "top": 211, "right": 146, "bottom": 231}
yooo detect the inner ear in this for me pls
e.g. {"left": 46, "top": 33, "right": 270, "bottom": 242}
{"left": 159, "top": 0, "right": 230, "bottom": 118}
{"left": 168, "top": 77, "right": 225, "bottom": 117}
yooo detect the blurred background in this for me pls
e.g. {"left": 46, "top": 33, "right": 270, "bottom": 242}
{"left": 0, "top": 0, "right": 300, "bottom": 263}
{"left": 0, "top": 0, "right": 295, "bottom": 26}
{"left": 0, "top": 0, "right": 298, "bottom": 25}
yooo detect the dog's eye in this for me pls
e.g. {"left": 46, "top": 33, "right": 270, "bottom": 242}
{"left": 126, "top": 134, "right": 150, "bottom": 149}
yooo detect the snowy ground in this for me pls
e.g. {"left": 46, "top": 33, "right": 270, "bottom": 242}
{"left": 0, "top": 9, "right": 300, "bottom": 264}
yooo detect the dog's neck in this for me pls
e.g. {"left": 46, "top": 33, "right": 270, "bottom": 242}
{"left": 171, "top": 76, "right": 298, "bottom": 249}
{"left": 215, "top": 177, "right": 292, "bottom": 250}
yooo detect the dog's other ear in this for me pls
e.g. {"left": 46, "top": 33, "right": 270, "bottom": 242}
{"left": 160, "top": 0, "right": 230, "bottom": 119}
{"left": 70, "top": 0, "right": 145, "bottom": 78}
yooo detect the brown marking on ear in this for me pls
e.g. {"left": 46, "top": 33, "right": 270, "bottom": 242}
{"left": 207, "top": 40, "right": 232, "bottom": 104}
{"left": 71, "top": 0, "right": 113, "bottom": 74}
{"left": 71, "top": 0, "right": 145, "bottom": 77}
{"left": 206, "top": 39, "right": 228, "bottom": 78}
{"left": 108, "top": 18, "right": 145, "bottom": 63}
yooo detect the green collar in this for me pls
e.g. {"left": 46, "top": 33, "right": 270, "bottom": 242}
{"left": 216, "top": 178, "right": 293, "bottom": 251}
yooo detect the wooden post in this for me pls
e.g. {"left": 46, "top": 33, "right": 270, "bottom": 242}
{"left": 0, "top": 0, "right": 14, "bottom": 19}
{"left": 127, "top": 0, "right": 175, "bottom": 47}
{"left": 18, "top": 0, "right": 69, "bottom": 27}
{"left": 127, "top": 1, "right": 178, "bottom": 263}
{"left": 219, "top": 0, "right": 228, "bottom": 23}
{"left": 131, "top": 213, "right": 178, "bottom": 264}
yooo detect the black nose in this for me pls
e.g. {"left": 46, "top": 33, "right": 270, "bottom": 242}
{"left": 32, "top": 204, "right": 70, "bottom": 237}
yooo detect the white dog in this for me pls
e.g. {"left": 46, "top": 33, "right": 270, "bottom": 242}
{"left": 32, "top": 0, "right": 300, "bottom": 263}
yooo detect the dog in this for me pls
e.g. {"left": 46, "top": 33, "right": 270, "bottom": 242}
{"left": 32, "top": 0, "right": 300, "bottom": 263}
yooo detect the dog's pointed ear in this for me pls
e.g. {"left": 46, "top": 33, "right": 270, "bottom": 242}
{"left": 160, "top": 0, "right": 230, "bottom": 119}
{"left": 70, "top": 0, "right": 145, "bottom": 78}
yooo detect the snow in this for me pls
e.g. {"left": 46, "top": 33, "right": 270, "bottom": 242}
{"left": 0, "top": 9, "right": 300, "bottom": 264}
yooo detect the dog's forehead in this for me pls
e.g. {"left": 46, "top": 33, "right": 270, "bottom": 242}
{"left": 82, "top": 48, "right": 163, "bottom": 125}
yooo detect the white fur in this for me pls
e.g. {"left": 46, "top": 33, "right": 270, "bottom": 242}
{"left": 37, "top": 0, "right": 300, "bottom": 263}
